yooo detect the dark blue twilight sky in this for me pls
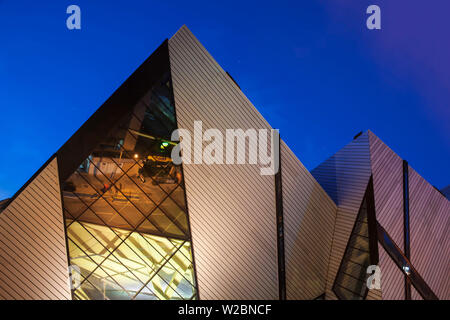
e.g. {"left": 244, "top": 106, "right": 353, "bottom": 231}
{"left": 0, "top": 0, "right": 449, "bottom": 199}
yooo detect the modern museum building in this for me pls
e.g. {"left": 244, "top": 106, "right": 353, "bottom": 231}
{"left": 0, "top": 26, "right": 448, "bottom": 300}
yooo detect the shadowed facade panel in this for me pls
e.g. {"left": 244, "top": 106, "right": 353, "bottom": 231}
{"left": 168, "top": 26, "right": 278, "bottom": 299}
{"left": 311, "top": 132, "right": 372, "bottom": 300}
{"left": 369, "top": 132, "right": 404, "bottom": 251}
{"left": 378, "top": 244, "right": 404, "bottom": 300}
{"left": 409, "top": 166, "right": 449, "bottom": 300}
{"left": 281, "top": 141, "right": 337, "bottom": 299}
{"left": 0, "top": 158, "right": 71, "bottom": 300}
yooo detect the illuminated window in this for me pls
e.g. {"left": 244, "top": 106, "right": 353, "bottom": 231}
{"left": 62, "top": 72, "right": 197, "bottom": 300}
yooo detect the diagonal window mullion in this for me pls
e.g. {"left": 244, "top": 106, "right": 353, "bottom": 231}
{"left": 67, "top": 225, "right": 126, "bottom": 289}
{"left": 77, "top": 274, "right": 111, "bottom": 300}
{"left": 122, "top": 128, "right": 182, "bottom": 196}
{"left": 339, "top": 269, "right": 366, "bottom": 283}
{"left": 67, "top": 237, "right": 134, "bottom": 299}
{"left": 188, "top": 292, "right": 197, "bottom": 300}
{"left": 86, "top": 157, "right": 188, "bottom": 244}
{"left": 66, "top": 169, "right": 134, "bottom": 229}
{"left": 108, "top": 150, "right": 189, "bottom": 233}
{"left": 99, "top": 250, "right": 166, "bottom": 300}
{"left": 131, "top": 240, "right": 186, "bottom": 299}
{"left": 72, "top": 176, "right": 192, "bottom": 275}
{"left": 346, "top": 259, "right": 368, "bottom": 268}
{"left": 66, "top": 198, "right": 187, "bottom": 289}
{"left": 107, "top": 155, "right": 189, "bottom": 239}
{"left": 70, "top": 229, "right": 162, "bottom": 301}
{"left": 66, "top": 184, "right": 194, "bottom": 293}
{"left": 148, "top": 240, "right": 195, "bottom": 297}
{"left": 119, "top": 119, "right": 195, "bottom": 265}
{"left": 63, "top": 160, "right": 138, "bottom": 229}
{"left": 115, "top": 250, "right": 185, "bottom": 300}
{"left": 115, "top": 127, "right": 185, "bottom": 207}
{"left": 62, "top": 71, "right": 198, "bottom": 300}
{"left": 84, "top": 158, "right": 169, "bottom": 234}
{"left": 347, "top": 245, "right": 369, "bottom": 254}
{"left": 126, "top": 234, "right": 195, "bottom": 288}
{"left": 63, "top": 187, "right": 102, "bottom": 229}
{"left": 107, "top": 234, "right": 186, "bottom": 300}
{"left": 106, "top": 238, "right": 186, "bottom": 300}
{"left": 66, "top": 175, "right": 187, "bottom": 243}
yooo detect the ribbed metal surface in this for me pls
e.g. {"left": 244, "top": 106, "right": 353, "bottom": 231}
{"left": 366, "top": 288, "right": 382, "bottom": 300}
{"left": 409, "top": 166, "right": 449, "bottom": 300}
{"left": 0, "top": 158, "right": 70, "bottom": 300}
{"left": 378, "top": 244, "right": 404, "bottom": 300}
{"left": 368, "top": 131, "right": 405, "bottom": 300}
{"left": 281, "top": 141, "right": 337, "bottom": 299}
{"left": 311, "top": 132, "right": 372, "bottom": 300}
{"left": 168, "top": 26, "right": 278, "bottom": 299}
{"left": 369, "top": 132, "right": 404, "bottom": 250}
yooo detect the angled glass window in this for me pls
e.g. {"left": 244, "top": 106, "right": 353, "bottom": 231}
{"left": 62, "top": 72, "right": 197, "bottom": 300}
{"left": 333, "top": 179, "right": 378, "bottom": 300}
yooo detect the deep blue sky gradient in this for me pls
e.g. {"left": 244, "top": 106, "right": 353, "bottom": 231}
{"left": 0, "top": 0, "right": 449, "bottom": 199}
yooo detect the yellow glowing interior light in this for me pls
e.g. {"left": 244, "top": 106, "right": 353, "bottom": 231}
{"left": 66, "top": 220, "right": 195, "bottom": 300}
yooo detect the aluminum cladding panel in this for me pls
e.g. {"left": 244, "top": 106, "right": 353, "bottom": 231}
{"left": 168, "top": 26, "right": 278, "bottom": 299}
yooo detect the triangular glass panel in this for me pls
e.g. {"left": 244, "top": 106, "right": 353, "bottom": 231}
{"left": 61, "top": 62, "right": 197, "bottom": 299}
{"left": 333, "top": 177, "right": 378, "bottom": 300}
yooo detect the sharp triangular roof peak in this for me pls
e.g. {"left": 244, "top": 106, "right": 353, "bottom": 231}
{"left": 311, "top": 130, "right": 372, "bottom": 207}
{"left": 313, "top": 129, "right": 449, "bottom": 300}
{"left": 1, "top": 38, "right": 171, "bottom": 212}
{"left": 56, "top": 39, "right": 171, "bottom": 183}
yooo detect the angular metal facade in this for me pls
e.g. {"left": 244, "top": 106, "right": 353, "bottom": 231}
{"left": 168, "top": 26, "right": 280, "bottom": 299}
{"left": 312, "top": 130, "right": 449, "bottom": 300}
{"left": 0, "top": 157, "right": 71, "bottom": 300}
{"left": 281, "top": 141, "right": 337, "bottom": 300}
{"left": 0, "top": 26, "right": 448, "bottom": 300}
{"left": 369, "top": 132, "right": 405, "bottom": 300}
{"left": 311, "top": 132, "right": 374, "bottom": 300}
{"left": 409, "top": 166, "right": 449, "bottom": 299}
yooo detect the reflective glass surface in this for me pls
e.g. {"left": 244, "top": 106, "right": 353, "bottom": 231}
{"left": 333, "top": 192, "right": 372, "bottom": 300}
{"left": 62, "top": 73, "right": 197, "bottom": 300}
